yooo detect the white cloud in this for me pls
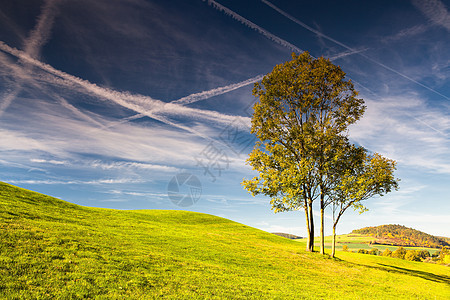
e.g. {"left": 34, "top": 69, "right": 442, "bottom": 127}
{"left": 0, "top": 41, "right": 251, "bottom": 139}
{"left": 0, "top": 128, "right": 53, "bottom": 153}
{"left": 256, "top": 223, "right": 306, "bottom": 236}
{"left": 7, "top": 178, "right": 145, "bottom": 185}
{"left": 0, "top": 94, "right": 215, "bottom": 172}
{"left": 0, "top": 0, "right": 60, "bottom": 115}
{"left": 413, "top": 0, "right": 450, "bottom": 31}
{"left": 349, "top": 94, "right": 450, "bottom": 174}
{"left": 89, "top": 161, "right": 179, "bottom": 173}
{"left": 28, "top": 158, "right": 180, "bottom": 173}
{"left": 107, "top": 189, "right": 167, "bottom": 197}
{"left": 30, "top": 159, "right": 67, "bottom": 165}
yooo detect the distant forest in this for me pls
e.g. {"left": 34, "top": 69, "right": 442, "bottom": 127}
{"left": 352, "top": 224, "right": 450, "bottom": 248}
{"left": 272, "top": 232, "right": 303, "bottom": 239}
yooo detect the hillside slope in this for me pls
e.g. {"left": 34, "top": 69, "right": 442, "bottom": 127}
{"left": 352, "top": 224, "right": 450, "bottom": 248}
{"left": 1, "top": 182, "right": 449, "bottom": 299}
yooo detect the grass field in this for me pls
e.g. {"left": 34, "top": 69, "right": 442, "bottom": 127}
{"left": 1, "top": 182, "right": 449, "bottom": 299}
{"left": 295, "top": 234, "right": 441, "bottom": 254}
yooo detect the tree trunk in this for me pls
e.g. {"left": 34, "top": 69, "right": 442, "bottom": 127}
{"left": 320, "top": 206, "right": 325, "bottom": 255}
{"left": 331, "top": 224, "right": 336, "bottom": 258}
{"left": 304, "top": 204, "right": 311, "bottom": 252}
{"left": 308, "top": 202, "right": 314, "bottom": 252}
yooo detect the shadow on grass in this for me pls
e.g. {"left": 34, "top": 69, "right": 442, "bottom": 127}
{"left": 342, "top": 258, "right": 450, "bottom": 285}
{"left": 376, "top": 263, "right": 450, "bottom": 285}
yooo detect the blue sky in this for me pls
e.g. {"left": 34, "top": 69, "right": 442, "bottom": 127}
{"left": 0, "top": 0, "right": 449, "bottom": 237}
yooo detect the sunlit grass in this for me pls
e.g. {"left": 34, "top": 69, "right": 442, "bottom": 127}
{"left": 1, "top": 182, "right": 449, "bottom": 299}
{"left": 295, "top": 234, "right": 440, "bottom": 254}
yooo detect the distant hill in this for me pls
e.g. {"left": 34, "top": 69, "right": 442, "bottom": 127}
{"left": 438, "top": 236, "right": 450, "bottom": 244}
{"left": 272, "top": 232, "right": 303, "bottom": 239}
{"left": 352, "top": 224, "right": 450, "bottom": 248}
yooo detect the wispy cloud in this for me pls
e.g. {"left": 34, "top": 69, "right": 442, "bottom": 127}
{"left": 29, "top": 158, "right": 179, "bottom": 173}
{"left": 88, "top": 161, "right": 179, "bottom": 173}
{"left": 0, "top": 0, "right": 60, "bottom": 116}
{"left": 413, "top": 0, "right": 450, "bottom": 31}
{"left": 0, "top": 128, "right": 53, "bottom": 153}
{"left": 23, "top": 0, "right": 60, "bottom": 59}
{"left": 0, "top": 158, "right": 46, "bottom": 172}
{"left": 255, "top": 222, "right": 306, "bottom": 236}
{"left": 105, "top": 73, "right": 262, "bottom": 132}
{"left": 0, "top": 41, "right": 250, "bottom": 132}
{"left": 7, "top": 178, "right": 145, "bottom": 185}
{"left": 0, "top": 99, "right": 209, "bottom": 166}
{"left": 55, "top": 94, "right": 105, "bottom": 128}
{"left": 30, "top": 158, "right": 67, "bottom": 165}
{"left": 349, "top": 94, "right": 450, "bottom": 174}
{"left": 382, "top": 25, "right": 429, "bottom": 43}
{"left": 106, "top": 189, "right": 167, "bottom": 199}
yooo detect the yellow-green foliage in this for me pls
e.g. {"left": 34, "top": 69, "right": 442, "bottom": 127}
{"left": 405, "top": 250, "right": 421, "bottom": 262}
{"left": 383, "top": 248, "right": 393, "bottom": 257}
{"left": 392, "top": 247, "right": 407, "bottom": 259}
{"left": 436, "top": 247, "right": 450, "bottom": 264}
{"left": 1, "top": 182, "right": 449, "bottom": 299}
{"left": 444, "top": 255, "right": 450, "bottom": 264}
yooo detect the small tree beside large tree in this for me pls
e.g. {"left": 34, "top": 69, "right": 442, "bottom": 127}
{"left": 330, "top": 146, "right": 399, "bottom": 257}
{"left": 242, "top": 52, "right": 398, "bottom": 254}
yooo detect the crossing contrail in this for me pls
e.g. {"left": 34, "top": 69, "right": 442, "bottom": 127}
{"left": 0, "top": 0, "right": 61, "bottom": 116}
{"left": 23, "top": 0, "right": 60, "bottom": 59}
{"left": 104, "top": 74, "right": 264, "bottom": 130}
{"left": 172, "top": 74, "right": 264, "bottom": 105}
{"left": 0, "top": 41, "right": 250, "bottom": 134}
{"left": 261, "top": 0, "right": 449, "bottom": 100}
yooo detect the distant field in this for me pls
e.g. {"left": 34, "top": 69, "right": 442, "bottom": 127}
{"left": 1, "top": 182, "right": 449, "bottom": 299}
{"left": 294, "top": 234, "right": 441, "bottom": 254}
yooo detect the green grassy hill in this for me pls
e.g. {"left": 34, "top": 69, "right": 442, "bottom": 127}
{"left": 1, "top": 182, "right": 449, "bottom": 299}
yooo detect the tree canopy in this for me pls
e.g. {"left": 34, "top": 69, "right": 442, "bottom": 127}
{"left": 242, "top": 52, "right": 399, "bottom": 254}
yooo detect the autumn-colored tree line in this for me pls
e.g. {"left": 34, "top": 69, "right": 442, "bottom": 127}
{"left": 352, "top": 224, "right": 450, "bottom": 249}
{"left": 347, "top": 245, "right": 450, "bottom": 264}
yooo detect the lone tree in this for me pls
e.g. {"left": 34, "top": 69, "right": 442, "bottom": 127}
{"left": 242, "top": 52, "right": 366, "bottom": 253}
{"left": 330, "top": 147, "right": 399, "bottom": 257}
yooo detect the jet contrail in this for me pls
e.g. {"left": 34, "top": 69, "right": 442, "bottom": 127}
{"left": 172, "top": 74, "right": 264, "bottom": 105}
{"left": 104, "top": 74, "right": 264, "bottom": 130}
{"left": 261, "top": 0, "right": 449, "bottom": 100}
{"left": 54, "top": 94, "right": 106, "bottom": 128}
{"left": 23, "top": 0, "right": 60, "bottom": 59}
{"left": 0, "top": 0, "right": 61, "bottom": 116}
{"left": 0, "top": 41, "right": 250, "bottom": 133}
{"left": 205, "top": 0, "right": 303, "bottom": 53}
{"left": 329, "top": 48, "right": 369, "bottom": 61}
